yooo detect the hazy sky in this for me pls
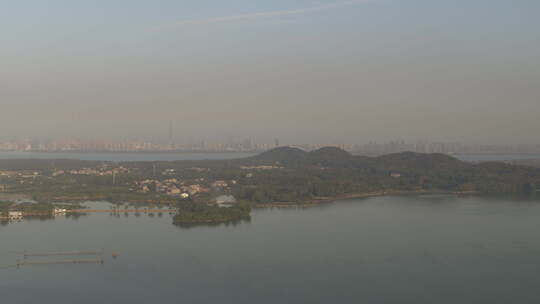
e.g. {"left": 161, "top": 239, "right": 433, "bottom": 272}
{"left": 1, "top": 0, "right": 539, "bottom": 144}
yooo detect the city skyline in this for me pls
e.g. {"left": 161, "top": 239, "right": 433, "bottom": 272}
{"left": 2, "top": 135, "right": 540, "bottom": 155}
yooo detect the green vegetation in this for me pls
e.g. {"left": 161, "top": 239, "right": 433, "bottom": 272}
{"left": 0, "top": 201, "right": 10, "bottom": 217}
{"left": 173, "top": 201, "right": 251, "bottom": 225}
{"left": 232, "top": 148, "right": 540, "bottom": 202}
{"left": 1, "top": 147, "right": 540, "bottom": 224}
{"left": 0, "top": 201, "right": 86, "bottom": 217}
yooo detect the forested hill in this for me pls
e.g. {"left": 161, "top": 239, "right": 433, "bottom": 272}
{"left": 250, "top": 146, "right": 461, "bottom": 170}
{"left": 237, "top": 147, "right": 540, "bottom": 198}
{"left": 254, "top": 146, "right": 352, "bottom": 161}
{"left": 253, "top": 147, "right": 308, "bottom": 162}
{"left": 253, "top": 146, "right": 539, "bottom": 176}
{"left": 374, "top": 151, "right": 467, "bottom": 171}
{"left": 1, "top": 147, "right": 539, "bottom": 202}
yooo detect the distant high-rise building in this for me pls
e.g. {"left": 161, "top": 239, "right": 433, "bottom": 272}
{"left": 168, "top": 121, "right": 173, "bottom": 149}
{"left": 274, "top": 138, "right": 279, "bottom": 148}
{"left": 242, "top": 138, "right": 253, "bottom": 151}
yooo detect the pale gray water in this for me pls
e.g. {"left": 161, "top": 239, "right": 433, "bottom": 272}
{"left": 2, "top": 196, "right": 540, "bottom": 303}
{"left": 454, "top": 154, "right": 540, "bottom": 162}
{"left": 0, "top": 151, "right": 256, "bottom": 162}
{"left": 1, "top": 151, "right": 540, "bottom": 162}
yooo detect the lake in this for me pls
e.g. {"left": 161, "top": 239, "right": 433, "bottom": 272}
{"left": 0, "top": 151, "right": 256, "bottom": 162}
{"left": 453, "top": 154, "right": 540, "bottom": 162}
{"left": 1, "top": 151, "right": 540, "bottom": 162}
{"left": 2, "top": 195, "right": 540, "bottom": 303}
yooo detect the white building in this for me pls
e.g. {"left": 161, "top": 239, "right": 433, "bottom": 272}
{"left": 215, "top": 195, "right": 237, "bottom": 208}
{"left": 8, "top": 211, "right": 23, "bottom": 220}
{"left": 54, "top": 208, "right": 67, "bottom": 215}
{"left": 180, "top": 193, "right": 190, "bottom": 199}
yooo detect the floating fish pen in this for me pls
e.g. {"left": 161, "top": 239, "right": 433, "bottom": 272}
{"left": 22, "top": 250, "right": 104, "bottom": 258}
{"left": 17, "top": 258, "right": 104, "bottom": 267}
{"left": 14, "top": 250, "right": 112, "bottom": 268}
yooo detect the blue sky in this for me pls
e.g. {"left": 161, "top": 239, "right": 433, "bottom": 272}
{"left": 3, "top": 0, "right": 538, "bottom": 55}
{"left": 1, "top": 0, "right": 539, "bottom": 143}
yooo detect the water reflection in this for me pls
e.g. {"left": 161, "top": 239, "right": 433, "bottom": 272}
{"left": 173, "top": 217, "right": 251, "bottom": 229}
{"left": 1, "top": 207, "right": 249, "bottom": 229}
{"left": 4, "top": 195, "right": 540, "bottom": 304}
{"left": 0, "top": 213, "right": 89, "bottom": 227}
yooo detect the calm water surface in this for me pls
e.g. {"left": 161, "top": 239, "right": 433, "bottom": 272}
{"left": 454, "top": 154, "right": 540, "bottom": 162}
{"left": 2, "top": 196, "right": 540, "bottom": 303}
{"left": 1, "top": 151, "right": 540, "bottom": 162}
{"left": 0, "top": 151, "right": 256, "bottom": 162}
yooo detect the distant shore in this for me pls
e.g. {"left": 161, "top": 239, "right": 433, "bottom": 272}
{"left": 0, "top": 150, "right": 260, "bottom": 154}
{"left": 3, "top": 150, "right": 540, "bottom": 156}
{"left": 255, "top": 190, "right": 481, "bottom": 208}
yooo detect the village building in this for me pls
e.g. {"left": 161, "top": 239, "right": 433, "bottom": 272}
{"left": 167, "top": 187, "right": 182, "bottom": 196}
{"left": 212, "top": 180, "right": 228, "bottom": 188}
{"left": 54, "top": 208, "right": 67, "bottom": 215}
{"left": 8, "top": 211, "right": 23, "bottom": 220}
{"left": 180, "top": 193, "right": 190, "bottom": 199}
{"left": 215, "top": 195, "right": 237, "bottom": 208}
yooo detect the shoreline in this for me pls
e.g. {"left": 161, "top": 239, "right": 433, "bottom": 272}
{"left": 255, "top": 190, "right": 481, "bottom": 208}
{"left": 0, "top": 150, "right": 259, "bottom": 155}
{"left": 3, "top": 189, "right": 484, "bottom": 209}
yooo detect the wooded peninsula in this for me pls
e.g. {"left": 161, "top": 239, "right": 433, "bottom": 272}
{"left": 1, "top": 147, "right": 539, "bottom": 225}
